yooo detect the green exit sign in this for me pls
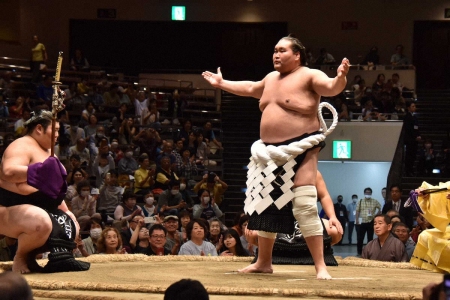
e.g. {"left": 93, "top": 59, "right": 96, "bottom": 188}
{"left": 333, "top": 140, "right": 352, "bottom": 159}
{"left": 172, "top": 6, "right": 186, "bottom": 21}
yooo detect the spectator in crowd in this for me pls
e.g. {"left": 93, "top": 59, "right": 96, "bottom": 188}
{"left": 315, "top": 48, "right": 335, "bottom": 65}
{"left": 418, "top": 139, "right": 436, "bottom": 177}
{"left": 14, "top": 108, "right": 31, "bottom": 137}
{"left": 81, "top": 102, "right": 96, "bottom": 127}
{"left": 119, "top": 117, "right": 137, "bottom": 145}
{"left": 158, "top": 180, "right": 186, "bottom": 216}
{"left": 0, "top": 236, "right": 17, "bottom": 261}
{"left": 332, "top": 95, "right": 349, "bottom": 121}
{"left": 9, "top": 96, "right": 29, "bottom": 120}
{"left": 179, "top": 219, "right": 217, "bottom": 256}
{"left": 64, "top": 167, "right": 86, "bottom": 210}
{"left": 88, "top": 126, "right": 109, "bottom": 160}
{"left": 77, "top": 217, "right": 104, "bottom": 256}
{"left": 347, "top": 74, "right": 362, "bottom": 90}
{"left": 163, "top": 215, "right": 183, "bottom": 255}
{"left": 187, "top": 131, "right": 197, "bottom": 153}
{"left": 177, "top": 148, "right": 197, "bottom": 184}
{"left": 164, "top": 279, "right": 209, "bottom": 300}
{"left": 382, "top": 184, "right": 414, "bottom": 230}
{"left": 93, "top": 151, "right": 115, "bottom": 188}
{"left": 0, "top": 272, "right": 33, "bottom": 300}
{"left": 134, "top": 154, "right": 155, "bottom": 196}
{"left": 133, "top": 128, "right": 161, "bottom": 161}
{"left": 129, "top": 218, "right": 152, "bottom": 255}
{"left": 120, "top": 215, "right": 144, "bottom": 252}
{"left": 193, "top": 172, "right": 228, "bottom": 206}
{"left": 353, "top": 79, "right": 368, "bottom": 107}
{"left": 305, "top": 48, "right": 316, "bottom": 67}
{"left": 157, "top": 141, "right": 177, "bottom": 167}
{"left": 141, "top": 191, "right": 157, "bottom": 217}
{"left": 30, "top": 35, "right": 47, "bottom": 83}
{"left": 103, "top": 83, "right": 121, "bottom": 110}
{"left": 134, "top": 91, "right": 148, "bottom": 118}
{"left": 203, "top": 121, "right": 223, "bottom": 152}
{"left": 118, "top": 86, "right": 131, "bottom": 105}
{"left": 361, "top": 46, "right": 380, "bottom": 66}
{"left": 193, "top": 189, "right": 223, "bottom": 221}
{"left": 36, "top": 75, "right": 53, "bottom": 107}
{"left": 86, "top": 83, "right": 104, "bottom": 107}
{"left": 179, "top": 210, "right": 191, "bottom": 243}
{"left": 68, "top": 138, "right": 90, "bottom": 167}
{"left": 372, "top": 73, "right": 385, "bottom": 94}
{"left": 410, "top": 213, "right": 433, "bottom": 244}
{"left": 231, "top": 210, "right": 245, "bottom": 236}
{"left": 391, "top": 73, "right": 404, "bottom": 91}
{"left": 392, "top": 88, "right": 406, "bottom": 119}
{"left": 355, "top": 187, "right": 382, "bottom": 256}
{"left": 403, "top": 100, "right": 421, "bottom": 176}
{"left": 178, "top": 177, "right": 194, "bottom": 212}
{"left": 219, "top": 228, "right": 249, "bottom": 257}
{"left": 333, "top": 195, "right": 348, "bottom": 245}
{"left": 97, "top": 169, "right": 122, "bottom": 219}
{"left": 347, "top": 194, "right": 358, "bottom": 244}
{"left": 195, "top": 132, "right": 215, "bottom": 167}
{"left": 173, "top": 139, "right": 184, "bottom": 166}
{"left": 71, "top": 180, "right": 101, "bottom": 230}
{"left": 70, "top": 49, "right": 90, "bottom": 71}
{"left": 114, "top": 190, "right": 145, "bottom": 221}
{"left": 118, "top": 146, "right": 139, "bottom": 186}
{"left": 0, "top": 97, "right": 9, "bottom": 119}
{"left": 178, "top": 119, "right": 193, "bottom": 148}
{"left": 154, "top": 155, "right": 179, "bottom": 193}
{"left": 96, "top": 227, "right": 127, "bottom": 254}
{"left": 0, "top": 71, "right": 13, "bottom": 98}
{"left": 208, "top": 217, "right": 224, "bottom": 254}
{"left": 115, "top": 103, "right": 128, "bottom": 126}
{"left": 143, "top": 223, "right": 169, "bottom": 255}
{"left": 125, "top": 82, "right": 137, "bottom": 106}
{"left": 84, "top": 114, "right": 100, "bottom": 141}
{"left": 392, "top": 222, "right": 416, "bottom": 260}
{"left": 391, "top": 45, "right": 410, "bottom": 67}
{"left": 141, "top": 100, "right": 161, "bottom": 130}
{"left": 66, "top": 154, "right": 88, "bottom": 183}
{"left": 362, "top": 214, "right": 408, "bottom": 262}
{"left": 69, "top": 119, "right": 85, "bottom": 147}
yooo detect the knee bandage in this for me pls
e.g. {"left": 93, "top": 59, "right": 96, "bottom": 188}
{"left": 292, "top": 185, "right": 322, "bottom": 238}
{"left": 258, "top": 230, "right": 277, "bottom": 239}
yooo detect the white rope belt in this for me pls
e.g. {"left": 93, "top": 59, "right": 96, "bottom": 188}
{"left": 244, "top": 102, "right": 338, "bottom": 215}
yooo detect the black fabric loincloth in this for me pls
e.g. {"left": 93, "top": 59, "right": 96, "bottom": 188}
{"left": 247, "top": 132, "right": 325, "bottom": 234}
{"left": 0, "top": 187, "right": 62, "bottom": 212}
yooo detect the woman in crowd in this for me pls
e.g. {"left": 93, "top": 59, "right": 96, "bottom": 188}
{"left": 141, "top": 191, "right": 157, "bottom": 217}
{"left": 178, "top": 119, "right": 192, "bottom": 148}
{"left": 130, "top": 219, "right": 151, "bottom": 255}
{"left": 208, "top": 217, "right": 224, "bottom": 254}
{"left": 219, "top": 228, "right": 249, "bottom": 257}
{"left": 81, "top": 102, "right": 96, "bottom": 128}
{"left": 114, "top": 190, "right": 145, "bottom": 221}
{"left": 193, "top": 189, "right": 223, "bottom": 221}
{"left": 71, "top": 180, "right": 101, "bottom": 230}
{"left": 179, "top": 210, "right": 191, "bottom": 243}
{"left": 77, "top": 218, "right": 104, "bottom": 257}
{"left": 179, "top": 219, "right": 217, "bottom": 256}
{"left": 96, "top": 227, "right": 127, "bottom": 254}
{"left": 64, "top": 167, "right": 86, "bottom": 210}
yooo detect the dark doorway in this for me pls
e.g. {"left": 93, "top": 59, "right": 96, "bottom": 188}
{"left": 413, "top": 21, "right": 450, "bottom": 89}
{"left": 69, "top": 20, "right": 287, "bottom": 79}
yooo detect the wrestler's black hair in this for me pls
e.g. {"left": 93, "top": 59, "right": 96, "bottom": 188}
{"left": 24, "top": 109, "right": 53, "bottom": 133}
{"left": 281, "top": 34, "right": 307, "bottom": 66}
{"left": 164, "top": 279, "right": 209, "bottom": 300}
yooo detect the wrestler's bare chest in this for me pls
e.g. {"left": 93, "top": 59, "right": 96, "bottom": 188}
{"left": 258, "top": 72, "right": 320, "bottom": 143}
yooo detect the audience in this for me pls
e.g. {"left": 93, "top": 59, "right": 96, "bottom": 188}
{"left": 114, "top": 190, "right": 145, "bottom": 221}
{"left": 97, "top": 227, "right": 127, "bottom": 254}
{"left": 219, "top": 228, "right": 249, "bottom": 256}
{"left": 193, "top": 189, "right": 223, "bottom": 221}
{"left": 179, "top": 219, "right": 217, "bottom": 256}
{"left": 392, "top": 222, "right": 416, "bottom": 260}
{"left": 193, "top": 172, "right": 228, "bottom": 206}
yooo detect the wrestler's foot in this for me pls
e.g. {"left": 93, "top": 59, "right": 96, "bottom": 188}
{"left": 238, "top": 263, "right": 273, "bottom": 274}
{"left": 316, "top": 267, "right": 332, "bottom": 280}
{"left": 12, "top": 255, "right": 30, "bottom": 274}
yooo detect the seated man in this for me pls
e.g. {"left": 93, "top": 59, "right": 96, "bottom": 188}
{"left": 163, "top": 215, "right": 183, "bottom": 255}
{"left": 362, "top": 214, "right": 408, "bottom": 262}
{"left": 120, "top": 214, "right": 144, "bottom": 253}
{"left": 150, "top": 224, "right": 173, "bottom": 256}
{"left": 158, "top": 180, "right": 186, "bottom": 216}
{"left": 0, "top": 110, "right": 89, "bottom": 273}
{"left": 392, "top": 222, "right": 416, "bottom": 260}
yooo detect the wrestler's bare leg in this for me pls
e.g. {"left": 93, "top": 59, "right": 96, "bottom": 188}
{"left": 0, "top": 205, "right": 52, "bottom": 273}
{"left": 294, "top": 148, "right": 331, "bottom": 280}
{"left": 238, "top": 234, "right": 274, "bottom": 273}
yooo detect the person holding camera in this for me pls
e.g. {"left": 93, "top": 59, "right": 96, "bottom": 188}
{"left": 193, "top": 172, "right": 228, "bottom": 206}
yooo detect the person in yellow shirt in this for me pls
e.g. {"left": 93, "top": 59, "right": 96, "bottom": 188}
{"left": 30, "top": 35, "right": 47, "bottom": 83}
{"left": 193, "top": 172, "right": 228, "bottom": 206}
{"left": 134, "top": 154, "right": 154, "bottom": 195}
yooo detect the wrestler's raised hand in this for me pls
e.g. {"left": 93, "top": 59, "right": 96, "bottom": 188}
{"left": 202, "top": 67, "right": 223, "bottom": 88}
{"left": 337, "top": 58, "right": 350, "bottom": 78}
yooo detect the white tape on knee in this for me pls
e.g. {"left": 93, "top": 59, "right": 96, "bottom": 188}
{"left": 257, "top": 230, "right": 277, "bottom": 239}
{"left": 292, "top": 185, "right": 322, "bottom": 238}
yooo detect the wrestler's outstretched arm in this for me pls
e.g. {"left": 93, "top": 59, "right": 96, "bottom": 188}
{"left": 202, "top": 67, "right": 266, "bottom": 98}
{"left": 316, "top": 171, "right": 343, "bottom": 235}
{"left": 310, "top": 58, "right": 350, "bottom": 97}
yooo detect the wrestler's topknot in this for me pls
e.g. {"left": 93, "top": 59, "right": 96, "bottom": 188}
{"left": 281, "top": 34, "right": 307, "bottom": 66}
{"left": 24, "top": 110, "right": 53, "bottom": 128}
